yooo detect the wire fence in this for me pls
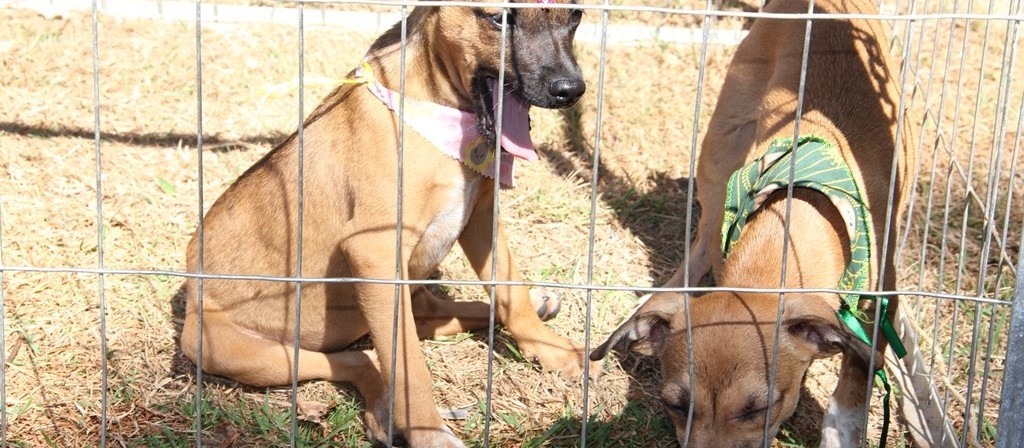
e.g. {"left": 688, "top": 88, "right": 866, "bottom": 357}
{"left": 0, "top": 0, "right": 1021, "bottom": 447}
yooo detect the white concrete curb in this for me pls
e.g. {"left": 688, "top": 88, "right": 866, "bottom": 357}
{"left": 6, "top": 0, "right": 748, "bottom": 46}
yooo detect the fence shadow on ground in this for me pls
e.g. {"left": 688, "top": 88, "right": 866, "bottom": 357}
{"left": 0, "top": 121, "right": 288, "bottom": 151}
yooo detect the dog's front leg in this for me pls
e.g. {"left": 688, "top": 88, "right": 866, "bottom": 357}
{"left": 458, "top": 192, "right": 597, "bottom": 378}
{"left": 342, "top": 235, "right": 466, "bottom": 448}
{"left": 820, "top": 353, "right": 872, "bottom": 448}
{"left": 663, "top": 119, "right": 756, "bottom": 288}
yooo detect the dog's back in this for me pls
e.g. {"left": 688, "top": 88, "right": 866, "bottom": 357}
{"left": 697, "top": 0, "right": 917, "bottom": 287}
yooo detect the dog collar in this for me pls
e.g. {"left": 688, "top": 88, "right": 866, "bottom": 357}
{"left": 720, "top": 135, "right": 906, "bottom": 358}
{"left": 347, "top": 61, "right": 534, "bottom": 188}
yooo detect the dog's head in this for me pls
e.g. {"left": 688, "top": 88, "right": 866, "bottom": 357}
{"left": 592, "top": 292, "right": 875, "bottom": 447}
{"left": 367, "top": 1, "right": 584, "bottom": 158}
{"left": 442, "top": 0, "right": 585, "bottom": 106}
{"left": 434, "top": 0, "right": 585, "bottom": 151}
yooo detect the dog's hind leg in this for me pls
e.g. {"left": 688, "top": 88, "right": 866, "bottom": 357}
{"left": 411, "top": 287, "right": 562, "bottom": 339}
{"left": 180, "top": 310, "right": 385, "bottom": 390}
{"left": 411, "top": 286, "right": 491, "bottom": 338}
{"left": 180, "top": 310, "right": 420, "bottom": 445}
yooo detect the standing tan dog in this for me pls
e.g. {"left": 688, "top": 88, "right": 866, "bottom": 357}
{"left": 592, "top": 0, "right": 916, "bottom": 446}
{"left": 180, "top": 2, "right": 593, "bottom": 447}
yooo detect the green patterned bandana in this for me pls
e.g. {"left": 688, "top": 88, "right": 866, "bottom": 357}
{"left": 722, "top": 135, "right": 869, "bottom": 307}
{"left": 719, "top": 135, "right": 906, "bottom": 446}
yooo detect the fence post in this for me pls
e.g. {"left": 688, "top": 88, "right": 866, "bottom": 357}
{"left": 996, "top": 258, "right": 1024, "bottom": 448}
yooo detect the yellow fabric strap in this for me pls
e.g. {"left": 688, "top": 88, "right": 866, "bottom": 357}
{"left": 343, "top": 60, "right": 375, "bottom": 85}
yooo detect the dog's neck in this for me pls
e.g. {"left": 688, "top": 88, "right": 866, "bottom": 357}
{"left": 364, "top": 16, "right": 474, "bottom": 112}
{"left": 356, "top": 40, "right": 525, "bottom": 188}
{"left": 719, "top": 188, "right": 850, "bottom": 296}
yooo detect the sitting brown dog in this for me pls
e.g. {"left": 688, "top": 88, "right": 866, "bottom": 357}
{"left": 591, "top": 0, "right": 916, "bottom": 446}
{"left": 179, "top": 2, "right": 595, "bottom": 447}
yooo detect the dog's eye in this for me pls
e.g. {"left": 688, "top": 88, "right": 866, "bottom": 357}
{"left": 660, "top": 398, "right": 691, "bottom": 418}
{"left": 734, "top": 394, "right": 782, "bottom": 422}
{"left": 488, "top": 11, "right": 513, "bottom": 28}
{"left": 736, "top": 407, "right": 766, "bottom": 422}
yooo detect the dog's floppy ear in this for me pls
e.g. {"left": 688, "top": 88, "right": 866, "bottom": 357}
{"left": 590, "top": 292, "right": 684, "bottom": 360}
{"left": 783, "top": 296, "right": 875, "bottom": 364}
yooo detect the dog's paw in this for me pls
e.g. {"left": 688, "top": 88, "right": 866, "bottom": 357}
{"left": 405, "top": 425, "right": 467, "bottom": 448}
{"left": 529, "top": 289, "right": 561, "bottom": 322}
{"left": 363, "top": 398, "right": 395, "bottom": 447}
{"left": 523, "top": 335, "right": 604, "bottom": 381}
{"left": 819, "top": 400, "right": 866, "bottom": 448}
{"left": 364, "top": 406, "right": 466, "bottom": 448}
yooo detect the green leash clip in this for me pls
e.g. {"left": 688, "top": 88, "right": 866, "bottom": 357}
{"left": 839, "top": 296, "right": 906, "bottom": 448}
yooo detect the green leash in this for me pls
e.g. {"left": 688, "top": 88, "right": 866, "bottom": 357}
{"left": 722, "top": 135, "right": 906, "bottom": 447}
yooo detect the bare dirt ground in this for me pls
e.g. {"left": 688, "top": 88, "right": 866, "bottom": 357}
{"left": 1, "top": 1, "right": 1020, "bottom": 447}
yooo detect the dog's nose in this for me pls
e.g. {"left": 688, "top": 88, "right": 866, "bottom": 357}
{"left": 549, "top": 78, "right": 586, "bottom": 105}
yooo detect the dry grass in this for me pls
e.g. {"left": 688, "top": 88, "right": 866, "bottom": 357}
{"left": 888, "top": 1, "right": 1024, "bottom": 443}
{"left": 0, "top": 1, "right": 1020, "bottom": 447}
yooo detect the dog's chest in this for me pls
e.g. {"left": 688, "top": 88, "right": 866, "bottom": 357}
{"left": 409, "top": 172, "right": 482, "bottom": 277}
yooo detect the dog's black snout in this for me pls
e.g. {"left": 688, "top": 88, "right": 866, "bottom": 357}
{"left": 549, "top": 78, "right": 586, "bottom": 105}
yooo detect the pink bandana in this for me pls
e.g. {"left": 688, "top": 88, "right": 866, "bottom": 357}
{"left": 351, "top": 63, "right": 537, "bottom": 188}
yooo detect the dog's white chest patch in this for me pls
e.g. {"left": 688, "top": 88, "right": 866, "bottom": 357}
{"left": 412, "top": 173, "right": 480, "bottom": 277}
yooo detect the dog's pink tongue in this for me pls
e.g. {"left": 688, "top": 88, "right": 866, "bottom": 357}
{"left": 489, "top": 78, "right": 538, "bottom": 161}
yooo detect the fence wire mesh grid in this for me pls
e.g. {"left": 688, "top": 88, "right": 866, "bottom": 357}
{"left": 0, "top": 0, "right": 1021, "bottom": 447}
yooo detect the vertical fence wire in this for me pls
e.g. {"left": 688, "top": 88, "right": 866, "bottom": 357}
{"left": 947, "top": 0, "right": 994, "bottom": 440}
{"left": 909, "top": 0, "right": 955, "bottom": 326}
{"left": 289, "top": 3, "right": 306, "bottom": 447}
{"left": 90, "top": 1, "right": 109, "bottom": 446}
{"left": 580, "top": 1, "right": 610, "bottom": 445}
{"left": 0, "top": 128, "right": 5, "bottom": 448}
{"left": 387, "top": 5, "right": 410, "bottom": 447}
{"left": 887, "top": 0, "right": 920, "bottom": 324}
{"left": 921, "top": 0, "right": 958, "bottom": 317}
{"left": 963, "top": 2, "right": 1020, "bottom": 444}
{"left": 861, "top": 1, "right": 919, "bottom": 444}
{"left": 893, "top": 0, "right": 929, "bottom": 273}
{"left": 921, "top": 1, "right": 963, "bottom": 398}
{"left": 973, "top": 0, "right": 1016, "bottom": 298}
{"left": 764, "top": 1, "right": 815, "bottom": 445}
{"left": 935, "top": 0, "right": 978, "bottom": 439}
{"left": 679, "top": 1, "right": 716, "bottom": 444}
{"left": 984, "top": 67, "right": 1024, "bottom": 443}
{"left": 483, "top": 5, "right": 510, "bottom": 446}
{"left": 955, "top": 3, "right": 1002, "bottom": 438}
{"left": 192, "top": 1, "right": 206, "bottom": 445}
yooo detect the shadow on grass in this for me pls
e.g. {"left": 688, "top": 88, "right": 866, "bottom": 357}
{"left": 539, "top": 103, "right": 700, "bottom": 286}
{"left": 0, "top": 121, "right": 288, "bottom": 151}
{"left": 529, "top": 401, "right": 676, "bottom": 447}
{"left": 522, "top": 353, "right": 678, "bottom": 448}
